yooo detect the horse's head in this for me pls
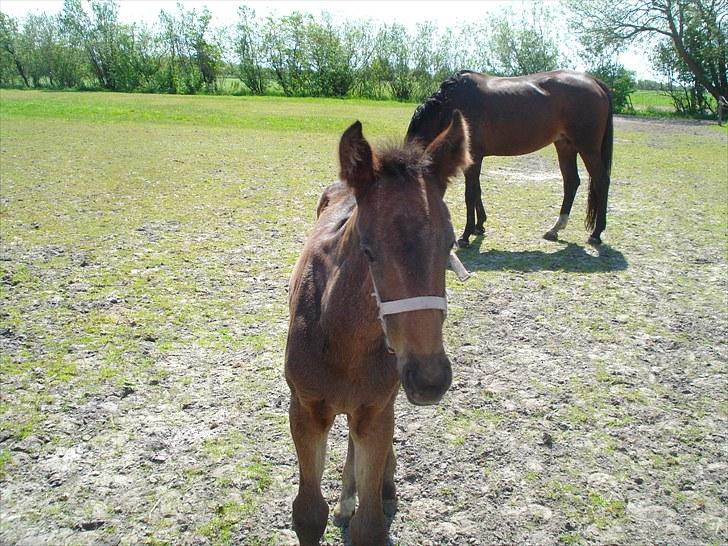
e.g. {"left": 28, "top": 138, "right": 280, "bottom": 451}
{"left": 339, "top": 111, "right": 471, "bottom": 406}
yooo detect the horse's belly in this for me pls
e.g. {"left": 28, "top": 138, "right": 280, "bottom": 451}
{"left": 484, "top": 125, "right": 560, "bottom": 156}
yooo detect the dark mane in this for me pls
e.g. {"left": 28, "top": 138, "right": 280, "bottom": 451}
{"left": 406, "top": 70, "right": 476, "bottom": 144}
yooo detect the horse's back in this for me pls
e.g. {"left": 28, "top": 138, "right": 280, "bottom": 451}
{"left": 460, "top": 70, "right": 609, "bottom": 155}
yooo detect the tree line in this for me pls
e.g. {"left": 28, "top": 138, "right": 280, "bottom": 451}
{"left": 0, "top": 0, "right": 725, "bottom": 117}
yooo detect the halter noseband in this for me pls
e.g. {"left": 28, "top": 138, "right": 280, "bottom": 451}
{"left": 369, "top": 266, "right": 447, "bottom": 353}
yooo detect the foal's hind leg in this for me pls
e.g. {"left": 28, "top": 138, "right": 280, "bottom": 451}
{"left": 544, "top": 141, "right": 580, "bottom": 241}
{"left": 348, "top": 400, "right": 395, "bottom": 546}
{"left": 290, "top": 397, "right": 334, "bottom": 546}
{"left": 334, "top": 435, "right": 397, "bottom": 525}
{"left": 333, "top": 432, "right": 357, "bottom": 525}
{"left": 382, "top": 444, "right": 397, "bottom": 517}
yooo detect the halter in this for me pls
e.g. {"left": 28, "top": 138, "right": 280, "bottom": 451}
{"left": 369, "top": 266, "right": 448, "bottom": 353}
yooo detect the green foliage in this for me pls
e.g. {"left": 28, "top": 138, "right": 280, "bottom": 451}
{"left": 2, "top": 1, "right": 573, "bottom": 101}
{"left": 589, "top": 63, "right": 637, "bottom": 113}
{"left": 484, "top": 5, "right": 564, "bottom": 76}
{"left": 565, "top": 0, "right": 727, "bottom": 116}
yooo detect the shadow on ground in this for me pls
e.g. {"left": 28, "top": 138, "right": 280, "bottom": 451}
{"left": 459, "top": 238, "right": 628, "bottom": 274}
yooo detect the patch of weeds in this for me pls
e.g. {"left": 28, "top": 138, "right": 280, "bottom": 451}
{"left": 9, "top": 264, "right": 37, "bottom": 287}
{"left": 649, "top": 451, "right": 681, "bottom": 469}
{"left": 47, "top": 357, "right": 78, "bottom": 382}
{"left": 0, "top": 449, "right": 12, "bottom": 480}
{"left": 198, "top": 499, "right": 256, "bottom": 546}
{"left": 587, "top": 493, "right": 626, "bottom": 529}
{"left": 594, "top": 363, "right": 619, "bottom": 384}
{"left": 447, "top": 407, "right": 502, "bottom": 445}
{"left": 564, "top": 404, "right": 592, "bottom": 425}
{"left": 202, "top": 431, "right": 246, "bottom": 460}
{"left": 239, "top": 456, "right": 273, "bottom": 493}
{"left": 439, "top": 485, "right": 455, "bottom": 497}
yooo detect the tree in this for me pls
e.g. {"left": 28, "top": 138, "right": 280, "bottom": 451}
{"left": 485, "top": 5, "right": 564, "bottom": 76}
{"left": 589, "top": 63, "right": 637, "bottom": 112}
{"left": 235, "top": 6, "right": 266, "bottom": 94}
{"left": 375, "top": 23, "right": 413, "bottom": 100}
{"left": 564, "top": 0, "right": 728, "bottom": 105}
{"left": 158, "top": 3, "right": 221, "bottom": 94}
{"left": 61, "top": 0, "right": 122, "bottom": 90}
{"left": 0, "top": 12, "right": 30, "bottom": 87}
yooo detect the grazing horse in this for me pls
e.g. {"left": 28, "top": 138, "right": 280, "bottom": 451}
{"left": 285, "top": 111, "right": 471, "bottom": 545}
{"left": 406, "top": 69, "right": 613, "bottom": 247}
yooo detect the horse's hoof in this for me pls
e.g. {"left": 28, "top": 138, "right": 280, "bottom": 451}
{"left": 457, "top": 238, "right": 469, "bottom": 248}
{"left": 333, "top": 500, "right": 355, "bottom": 526}
{"left": 474, "top": 226, "right": 485, "bottom": 235}
{"left": 543, "top": 230, "right": 558, "bottom": 241}
{"left": 383, "top": 498, "right": 398, "bottom": 517}
{"left": 587, "top": 236, "right": 602, "bottom": 246}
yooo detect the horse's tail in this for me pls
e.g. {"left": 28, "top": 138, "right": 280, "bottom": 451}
{"left": 586, "top": 78, "right": 613, "bottom": 232}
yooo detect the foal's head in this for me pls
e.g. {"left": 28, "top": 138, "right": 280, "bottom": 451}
{"left": 339, "top": 111, "right": 471, "bottom": 405}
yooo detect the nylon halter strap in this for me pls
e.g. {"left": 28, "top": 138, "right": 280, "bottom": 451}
{"left": 369, "top": 266, "right": 447, "bottom": 353}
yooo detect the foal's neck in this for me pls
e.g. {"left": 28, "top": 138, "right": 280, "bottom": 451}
{"left": 322, "top": 211, "right": 382, "bottom": 344}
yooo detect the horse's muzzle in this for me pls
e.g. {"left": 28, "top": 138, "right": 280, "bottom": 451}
{"left": 399, "top": 353, "right": 452, "bottom": 406}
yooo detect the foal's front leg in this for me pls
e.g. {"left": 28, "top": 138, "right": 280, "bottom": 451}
{"left": 290, "top": 397, "right": 334, "bottom": 546}
{"left": 348, "top": 402, "right": 395, "bottom": 546}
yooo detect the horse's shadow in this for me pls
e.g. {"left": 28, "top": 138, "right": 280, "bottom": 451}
{"left": 459, "top": 237, "right": 628, "bottom": 273}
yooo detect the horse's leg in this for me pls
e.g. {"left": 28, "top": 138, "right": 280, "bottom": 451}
{"left": 458, "top": 158, "right": 484, "bottom": 247}
{"left": 580, "top": 151, "right": 611, "bottom": 245}
{"left": 290, "top": 396, "right": 334, "bottom": 546}
{"left": 334, "top": 434, "right": 397, "bottom": 525}
{"left": 544, "top": 141, "right": 580, "bottom": 241}
{"left": 471, "top": 159, "right": 487, "bottom": 234}
{"left": 348, "top": 400, "right": 395, "bottom": 546}
{"left": 333, "top": 432, "right": 356, "bottom": 525}
{"left": 382, "top": 444, "right": 397, "bottom": 517}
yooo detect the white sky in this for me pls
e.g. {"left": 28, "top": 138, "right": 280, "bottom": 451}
{"left": 0, "top": 0, "right": 657, "bottom": 79}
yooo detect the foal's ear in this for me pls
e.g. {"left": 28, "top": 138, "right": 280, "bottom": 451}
{"left": 425, "top": 110, "right": 471, "bottom": 190}
{"left": 339, "top": 121, "right": 377, "bottom": 200}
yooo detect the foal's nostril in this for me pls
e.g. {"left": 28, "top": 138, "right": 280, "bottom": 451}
{"left": 404, "top": 366, "right": 416, "bottom": 392}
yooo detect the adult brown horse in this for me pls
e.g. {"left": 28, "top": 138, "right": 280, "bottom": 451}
{"left": 285, "top": 112, "right": 471, "bottom": 545}
{"left": 406, "top": 69, "right": 613, "bottom": 248}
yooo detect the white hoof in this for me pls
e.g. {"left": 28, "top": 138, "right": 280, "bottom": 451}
{"left": 333, "top": 497, "right": 356, "bottom": 525}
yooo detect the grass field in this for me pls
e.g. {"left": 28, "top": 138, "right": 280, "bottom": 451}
{"left": 1, "top": 90, "right": 727, "bottom": 545}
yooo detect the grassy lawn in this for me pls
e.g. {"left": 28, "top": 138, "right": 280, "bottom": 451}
{"left": 630, "top": 89, "right": 675, "bottom": 112}
{"left": 0, "top": 89, "right": 726, "bottom": 545}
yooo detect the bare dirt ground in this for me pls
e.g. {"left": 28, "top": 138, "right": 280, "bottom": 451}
{"left": 1, "top": 115, "right": 726, "bottom": 545}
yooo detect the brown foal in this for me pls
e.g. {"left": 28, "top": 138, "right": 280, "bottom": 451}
{"left": 285, "top": 111, "right": 471, "bottom": 545}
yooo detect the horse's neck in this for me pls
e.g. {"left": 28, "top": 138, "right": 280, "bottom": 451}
{"left": 320, "top": 216, "right": 380, "bottom": 343}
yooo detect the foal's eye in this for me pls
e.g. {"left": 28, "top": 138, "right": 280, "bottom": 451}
{"left": 361, "top": 245, "right": 375, "bottom": 262}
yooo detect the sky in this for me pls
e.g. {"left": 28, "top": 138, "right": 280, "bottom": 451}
{"left": 0, "top": 0, "right": 657, "bottom": 79}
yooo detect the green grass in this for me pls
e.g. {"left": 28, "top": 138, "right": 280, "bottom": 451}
{"left": 630, "top": 89, "right": 675, "bottom": 111}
